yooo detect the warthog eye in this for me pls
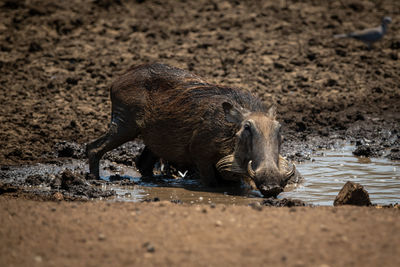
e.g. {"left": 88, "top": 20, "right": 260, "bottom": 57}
{"left": 243, "top": 123, "right": 251, "bottom": 133}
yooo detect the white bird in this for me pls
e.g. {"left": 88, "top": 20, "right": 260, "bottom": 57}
{"left": 334, "top": 16, "right": 392, "bottom": 49}
{"left": 178, "top": 170, "right": 188, "bottom": 178}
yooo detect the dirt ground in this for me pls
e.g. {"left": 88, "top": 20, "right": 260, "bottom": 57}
{"left": 1, "top": 0, "right": 400, "bottom": 266}
{"left": 0, "top": 197, "right": 399, "bottom": 267}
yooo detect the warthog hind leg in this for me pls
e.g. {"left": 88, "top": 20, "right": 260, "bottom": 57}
{"left": 87, "top": 122, "right": 137, "bottom": 179}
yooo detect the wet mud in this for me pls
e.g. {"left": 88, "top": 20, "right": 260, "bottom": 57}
{"left": 0, "top": 155, "right": 306, "bottom": 206}
{"left": 1, "top": 0, "right": 399, "bottom": 167}
{"left": 0, "top": 0, "right": 399, "bottom": 206}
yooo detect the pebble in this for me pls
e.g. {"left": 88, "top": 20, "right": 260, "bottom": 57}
{"left": 98, "top": 233, "right": 106, "bottom": 241}
{"left": 215, "top": 220, "right": 223, "bottom": 227}
{"left": 143, "top": 242, "right": 155, "bottom": 253}
{"left": 34, "top": 255, "right": 42, "bottom": 263}
{"left": 249, "top": 202, "right": 263, "bottom": 211}
{"left": 53, "top": 192, "right": 63, "bottom": 201}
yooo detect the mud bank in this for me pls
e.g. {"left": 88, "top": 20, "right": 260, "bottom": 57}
{"left": 0, "top": 0, "right": 399, "bottom": 166}
{"left": 1, "top": 197, "right": 400, "bottom": 267}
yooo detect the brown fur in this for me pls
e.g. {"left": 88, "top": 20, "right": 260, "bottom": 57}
{"left": 87, "top": 63, "right": 286, "bottom": 194}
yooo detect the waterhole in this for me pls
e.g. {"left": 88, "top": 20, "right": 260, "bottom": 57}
{"left": 1, "top": 146, "right": 399, "bottom": 206}
{"left": 281, "top": 145, "right": 400, "bottom": 205}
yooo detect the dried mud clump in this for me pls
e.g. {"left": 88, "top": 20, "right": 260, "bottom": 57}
{"left": 55, "top": 141, "right": 86, "bottom": 159}
{"left": 26, "top": 174, "right": 51, "bottom": 186}
{"left": 334, "top": 181, "right": 371, "bottom": 206}
{"left": 8, "top": 169, "right": 116, "bottom": 200}
{"left": 51, "top": 169, "right": 115, "bottom": 199}
{"left": 386, "top": 147, "right": 400, "bottom": 160}
{"left": 352, "top": 144, "right": 383, "bottom": 158}
{"left": 261, "top": 198, "right": 307, "bottom": 207}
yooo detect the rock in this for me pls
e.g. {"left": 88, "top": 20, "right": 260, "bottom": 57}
{"left": 334, "top": 181, "right": 371, "bottom": 206}
{"left": 55, "top": 141, "right": 85, "bottom": 159}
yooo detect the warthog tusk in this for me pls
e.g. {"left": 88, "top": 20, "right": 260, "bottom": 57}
{"left": 279, "top": 155, "right": 296, "bottom": 179}
{"left": 247, "top": 160, "right": 256, "bottom": 178}
{"left": 285, "top": 163, "right": 296, "bottom": 178}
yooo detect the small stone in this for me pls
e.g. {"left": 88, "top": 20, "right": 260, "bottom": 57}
{"left": 53, "top": 192, "right": 64, "bottom": 201}
{"left": 34, "top": 255, "right": 42, "bottom": 263}
{"left": 249, "top": 202, "right": 263, "bottom": 211}
{"left": 334, "top": 181, "right": 371, "bottom": 206}
{"left": 143, "top": 242, "right": 155, "bottom": 253}
{"left": 98, "top": 233, "right": 106, "bottom": 241}
{"left": 215, "top": 220, "right": 222, "bottom": 227}
{"left": 320, "top": 225, "right": 328, "bottom": 232}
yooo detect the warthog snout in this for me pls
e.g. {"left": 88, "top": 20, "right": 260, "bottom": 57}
{"left": 247, "top": 158, "right": 296, "bottom": 197}
{"left": 217, "top": 102, "right": 296, "bottom": 197}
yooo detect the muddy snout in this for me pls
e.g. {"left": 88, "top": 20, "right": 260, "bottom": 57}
{"left": 248, "top": 157, "right": 295, "bottom": 198}
{"left": 258, "top": 184, "right": 284, "bottom": 198}
{"left": 254, "top": 171, "right": 288, "bottom": 198}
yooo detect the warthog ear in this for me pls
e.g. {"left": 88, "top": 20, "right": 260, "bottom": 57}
{"left": 222, "top": 102, "right": 245, "bottom": 124}
{"left": 267, "top": 105, "right": 277, "bottom": 119}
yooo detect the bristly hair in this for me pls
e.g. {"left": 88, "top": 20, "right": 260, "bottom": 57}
{"left": 181, "top": 83, "right": 268, "bottom": 113}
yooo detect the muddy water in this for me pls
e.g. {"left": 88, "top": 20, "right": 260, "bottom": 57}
{"left": 281, "top": 145, "right": 400, "bottom": 206}
{"left": 0, "top": 159, "right": 263, "bottom": 205}
{"left": 109, "top": 185, "right": 263, "bottom": 205}
{"left": 1, "top": 145, "right": 399, "bottom": 205}
{"left": 107, "top": 145, "right": 400, "bottom": 205}
{"left": 100, "top": 168, "right": 263, "bottom": 205}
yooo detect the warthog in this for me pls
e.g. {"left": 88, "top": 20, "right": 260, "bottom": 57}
{"left": 87, "top": 63, "right": 297, "bottom": 197}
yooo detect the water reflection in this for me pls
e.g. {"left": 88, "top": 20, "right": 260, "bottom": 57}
{"left": 280, "top": 145, "right": 400, "bottom": 205}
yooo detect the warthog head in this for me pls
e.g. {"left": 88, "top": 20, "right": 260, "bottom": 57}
{"left": 216, "top": 102, "right": 295, "bottom": 198}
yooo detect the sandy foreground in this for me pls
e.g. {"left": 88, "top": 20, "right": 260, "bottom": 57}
{"left": 1, "top": 196, "right": 399, "bottom": 267}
